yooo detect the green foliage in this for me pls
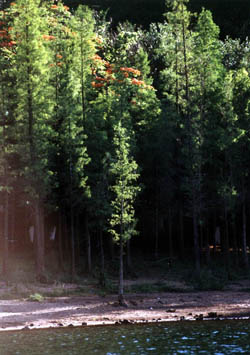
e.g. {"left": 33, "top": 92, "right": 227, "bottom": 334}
{"left": 29, "top": 293, "right": 44, "bottom": 302}
{"left": 109, "top": 121, "right": 141, "bottom": 243}
{"left": 0, "top": 0, "right": 249, "bottom": 285}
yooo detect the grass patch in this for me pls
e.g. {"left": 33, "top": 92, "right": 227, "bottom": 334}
{"left": 28, "top": 293, "right": 44, "bottom": 302}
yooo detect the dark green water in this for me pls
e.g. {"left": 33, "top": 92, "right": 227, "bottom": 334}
{"left": 0, "top": 320, "right": 250, "bottom": 354}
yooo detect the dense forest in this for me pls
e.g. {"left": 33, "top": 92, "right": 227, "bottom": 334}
{"left": 0, "top": 0, "right": 249, "bottom": 299}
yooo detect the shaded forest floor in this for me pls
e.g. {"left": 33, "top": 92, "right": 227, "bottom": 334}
{"left": 0, "top": 281, "right": 250, "bottom": 332}
{"left": 0, "top": 253, "right": 250, "bottom": 331}
{"left": 0, "top": 275, "right": 250, "bottom": 331}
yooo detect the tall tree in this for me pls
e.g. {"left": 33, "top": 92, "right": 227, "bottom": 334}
{"left": 109, "top": 119, "right": 140, "bottom": 304}
{"left": 10, "top": 0, "right": 55, "bottom": 280}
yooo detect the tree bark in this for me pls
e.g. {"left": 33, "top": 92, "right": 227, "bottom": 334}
{"left": 154, "top": 202, "right": 159, "bottom": 259}
{"left": 35, "top": 201, "right": 45, "bottom": 280}
{"left": 168, "top": 208, "right": 173, "bottom": 259}
{"left": 118, "top": 237, "right": 124, "bottom": 304}
{"left": 2, "top": 188, "right": 9, "bottom": 279}
{"left": 224, "top": 205, "right": 230, "bottom": 276}
{"left": 70, "top": 203, "right": 75, "bottom": 280}
{"left": 232, "top": 216, "right": 239, "bottom": 268}
{"left": 179, "top": 206, "right": 185, "bottom": 258}
{"left": 242, "top": 198, "right": 249, "bottom": 269}
{"left": 58, "top": 212, "right": 64, "bottom": 271}
{"left": 193, "top": 204, "right": 200, "bottom": 277}
{"left": 85, "top": 212, "right": 91, "bottom": 274}
{"left": 99, "top": 228, "right": 105, "bottom": 286}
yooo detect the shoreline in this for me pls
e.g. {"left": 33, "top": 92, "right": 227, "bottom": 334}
{"left": 0, "top": 290, "right": 250, "bottom": 332}
{"left": 1, "top": 314, "right": 250, "bottom": 333}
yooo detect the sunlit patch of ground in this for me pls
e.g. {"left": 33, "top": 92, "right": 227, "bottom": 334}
{"left": 0, "top": 279, "right": 249, "bottom": 331}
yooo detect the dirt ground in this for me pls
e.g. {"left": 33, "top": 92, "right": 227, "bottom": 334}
{"left": 0, "top": 279, "right": 250, "bottom": 331}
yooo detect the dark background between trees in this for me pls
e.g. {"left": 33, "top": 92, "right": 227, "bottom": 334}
{"left": 64, "top": 0, "right": 250, "bottom": 39}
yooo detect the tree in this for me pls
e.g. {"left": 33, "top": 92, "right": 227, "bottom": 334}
{"left": 10, "top": 0, "right": 55, "bottom": 279}
{"left": 160, "top": 0, "right": 203, "bottom": 274}
{"left": 109, "top": 120, "right": 140, "bottom": 304}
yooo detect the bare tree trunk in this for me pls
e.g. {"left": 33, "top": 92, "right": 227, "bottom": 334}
{"left": 193, "top": 204, "right": 200, "bottom": 277}
{"left": 10, "top": 195, "right": 15, "bottom": 249}
{"left": 224, "top": 205, "right": 230, "bottom": 276}
{"left": 154, "top": 204, "right": 159, "bottom": 259}
{"left": 204, "top": 222, "right": 210, "bottom": 265}
{"left": 242, "top": 198, "right": 249, "bottom": 269}
{"left": 58, "top": 212, "right": 64, "bottom": 271}
{"left": 2, "top": 188, "right": 9, "bottom": 279}
{"left": 232, "top": 216, "right": 239, "bottom": 268}
{"left": 85, "top": 213, "right": 91, "bottom": 274}
{"left": 168, "top": 208, "right": 173, "bottom": 259}
{"left": 75, "top": 212, "right": 80, "bottom": 267}
{"left": 99, "top": 229, "right": 105, "bottom": 286}
{"left": 70, "top": 204, "right": 75, "bottom": 280}
{"left": 118, "top": 237, "right": 124, "bottom": 305}
{"left": 179, "top": 206, "right": 185, "bottom": 258}
{"left": 35, "top": 201, "right": 45, "bottom": 280}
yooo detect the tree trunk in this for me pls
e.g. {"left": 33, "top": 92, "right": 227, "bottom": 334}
{"left": 168, "top": 208, "right": 173, "bottom": 259}
{"left": 193, "top": 205, "right": 200, "bottom": 277}
{"left": 224, "top": 205, "right": 230, "bottom": 276}
{"left": 58, "top": 212, "right": 64, "bottom": 271}
{"left": 204, "top": 222, "right": 210, "bottom": 265}
{"left": 2, "top": 188, "right": 9, "bottom": 279}
{"left": 70, "top": 203, "right": 75, "bottom": 280}
{"left": 179, "top": 206, "right": 185, "bottom": 258}
{"left": 99, "top": 228, "right": 105, "bottom": 286}
{"left": 75, "top": 212, "right": 80, "bottom": 267}
{"left": 232, "top": 216, "right": 239, "bottom": 268}
{"left": 242, "top": 199, "right": 249, "bottom": 269}
{"left": 35, "top": 201, "right": 45, "bottom": 280}
{"left": 85, "top": 212, "right": 91, "bottom": 273}
{"left": 154, "top": 204, "right": 159, "bottom": 259}
{"left": 118, "top": 237, "right": 124, "bottom": 304}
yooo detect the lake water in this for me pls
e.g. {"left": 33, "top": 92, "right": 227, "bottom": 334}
{"left": 0, "top": 319, "right": 250, "bottom": 354}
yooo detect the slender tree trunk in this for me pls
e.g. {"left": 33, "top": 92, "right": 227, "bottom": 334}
{"left": 35, "top": 201, "right": 45, "bottom": 280}
{"left": 179, "top": 206, "right": 185, "bottom": 258}
{"left": 10, "top": 196, "right": 15, "bottom": 248}
{"left": 85, "top": 212, "right": 91, "bottom": 273}
{"left": 99, "top": 228, "right": 105, "bottom": 286}
{"left": 193, "top": 204, "right": 200, "bottom": 277}
{"left": 58, "top": 212, "right": 64, "bottom": 271}
{"left": 75, "top": 212, "right": 80, "bottom": 267}
{"left": 118, "top": 199, "right": 125, "bottom": 306}
{"left": 204, "top": 222, "right": 210, "bottom": 265}
{"left": 70, "top": 203, "right": 75, "bottom": 280}
{"left": 212, "top": 212, "right": 217, "bottom": 255}
{"left": 118, "top": 236, "right": 124, "bottom": 304}
{"left": 154, "top": 203, "right": 159, "bottom": 259}
{"left": 232, "top": 216, "right": 239, "bottom": 268}
{"left": 168, "top": 208, "right": 173, "bottom": 259}
{"left": 224, "top": 205, "right": 230, "bottom": 276}
{"left": 2, "top": 188, "right": 9, "bottom": 279}
{"left": 242, "top": 198, "right": 249, "bottom": 269}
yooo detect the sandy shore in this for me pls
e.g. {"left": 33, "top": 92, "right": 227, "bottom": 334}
{"left": 0, "top": 290, "right": 250, "bottom": 331}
